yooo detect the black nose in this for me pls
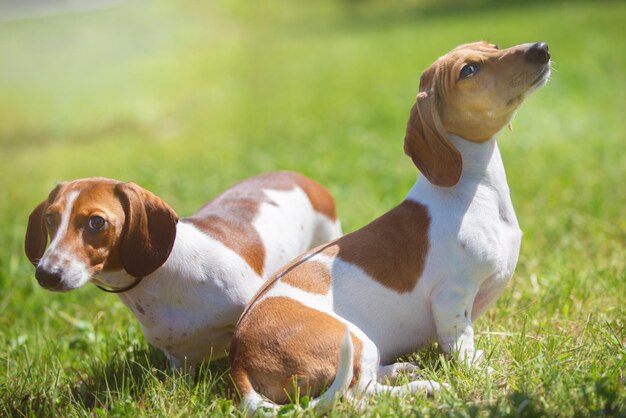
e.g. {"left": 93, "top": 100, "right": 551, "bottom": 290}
{"left": 525, "top": 42, "right": 550, "bottom": 64}
{"left": 35, "top": 267, "right": 63, "bottom": 289}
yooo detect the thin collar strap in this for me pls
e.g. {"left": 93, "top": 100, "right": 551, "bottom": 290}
{"left": 96, "top": 276, "right": 144, "bottom": 293}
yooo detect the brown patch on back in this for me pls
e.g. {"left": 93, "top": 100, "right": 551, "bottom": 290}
{"left": 186, "top": 171, "right": 336, "bottom": 277}
{"left": 229, "top": 297, "right": 362, "bottom": 404}
{"left": 290, "top": 174, "right": 337, "bottom": 221}
{"left": 238, "top": 200, "right": 429, "bottom": 327}
{"left": 281, "top": 260, "right": 331, "bottom": 295}
{"left": 324, "top": 200, "right": 430, "bottom": 293}
{"left": 237, "top": 241, "right": 339, "bottom": 325}
{"left": 186, "top": 212, "right": 266, "bottom": 277}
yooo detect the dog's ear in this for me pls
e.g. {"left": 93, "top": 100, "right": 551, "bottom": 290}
{"left": 404, "top": 67, "right": 462, "bottom": 187}
{"left": 24, "top": 183, "right": 65, "bottom": 266}
{"left": 115, "top": 183, "right": 178, "bottom": 278}
{"left": 25, "top": 200, "right": 50, "bottom": 267}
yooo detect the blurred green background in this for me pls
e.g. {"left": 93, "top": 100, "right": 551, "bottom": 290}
{"left": 1, "top": 0, "right": 625, "bottom": 416}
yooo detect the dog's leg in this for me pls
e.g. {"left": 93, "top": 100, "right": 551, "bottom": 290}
{"left": 377, "top": 362, "right": 421, "bottom": 384}
{"left": 431, "top": 286, "right": 483, "bottom": 368}
{"left": 361, "top": 378, "right": 444, "bottom": 398}
{"left": 352, "top": 336, "right": 445, "bottom": 403}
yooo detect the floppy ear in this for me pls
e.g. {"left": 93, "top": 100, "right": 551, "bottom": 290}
{"left": 115, "top": 183, "right": 179, "bottom": 278}
{"left": 24, "top": 183, "right": 64, "bottom": 266}
{"left": 25, "top": 200, "right": 49, "bottom": 267}
{"left": 403, "top": 70, "right": 462, "bottom": 187}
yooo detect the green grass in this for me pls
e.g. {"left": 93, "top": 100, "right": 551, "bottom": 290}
{"left": 1, "top": 0, "right": 625, "bottom": 416}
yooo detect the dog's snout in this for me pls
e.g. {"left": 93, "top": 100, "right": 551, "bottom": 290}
{"left": 35, "top": 266, "right": 63, "bottom": 289}
{"left": 525, "top": 42, "right": 550, "bottom": 64}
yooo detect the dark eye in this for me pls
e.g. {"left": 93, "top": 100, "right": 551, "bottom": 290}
{"left": 88, "top": 216, "right": 106, "bottom": 232}
{"left": 460, "top": 64, "right": 478, "bottom": 79}
{"left": 45, "top": 213, "right": 56, "bottom": 228}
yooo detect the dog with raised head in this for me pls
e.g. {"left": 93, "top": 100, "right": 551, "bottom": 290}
{"left": 229, "top": 41, "right": 551, "bottom": 413}
{"left": 25, "top": 171, "right": 342, "bottom": 369}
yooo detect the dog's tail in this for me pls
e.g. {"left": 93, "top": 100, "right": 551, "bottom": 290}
{"left": 241, "top": 327, "right": 354, "bottom": 417}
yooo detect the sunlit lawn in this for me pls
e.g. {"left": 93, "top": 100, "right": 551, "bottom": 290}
{"left": 1, "top": 0, "right": 624, "bottom": 416}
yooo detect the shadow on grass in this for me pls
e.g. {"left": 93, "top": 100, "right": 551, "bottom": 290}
{"left": 71, "top": 346, "right": 232, "bottom": 411}
{"left": 0, "top": 346, "right": 163, "bottom": 416}
{"left": 0, "top": 345, "right": 229, "bottom": 417}
{"left": 70, "top": 344, "right": 168, "bottom": 410}
{"left": 1, "top": 344, "right": 232, "bottom": 416}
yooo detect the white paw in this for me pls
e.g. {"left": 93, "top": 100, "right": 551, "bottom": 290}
{"left": 461, "top": 348, "right": 484, "bottom": 368}
{"left": 408, "top": 379, "right": 447, "bottom": 396}
{"left": 460, "top": 349, "right": 495, "bottom": 374}
{"left": 399, "top": 362, "right": 422, "bottom": 380}
{"left": 378, "top": 361, "right": 422, "bottom": 384}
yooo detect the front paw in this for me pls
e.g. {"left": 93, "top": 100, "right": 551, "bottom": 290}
{"left": 448, "top": 347, "right": 482, "bottom": 368}
{"left": 459, "top": 349, "right": 494, "bottom": 373}
{"left": 463, "top": 348, "right": 483, "bottom": 367}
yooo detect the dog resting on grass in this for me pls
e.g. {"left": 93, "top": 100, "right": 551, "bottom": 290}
{"left": 25, "top": 171, "right": 342, "bottom": 370}
{"left": 229, "top": 41, "right": 551, "bottom": 414}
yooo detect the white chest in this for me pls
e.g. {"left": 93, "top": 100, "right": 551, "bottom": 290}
{"left": 413, "top": 138, "right": 522, "bottom": 284}
{"left": 456, "top": 182, "right": 522, "bottom": 281}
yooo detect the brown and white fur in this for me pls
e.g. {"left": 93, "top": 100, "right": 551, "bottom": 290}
{"left": 229, "top": 41, "right": 551, "bottom": 413}
{"left": 25, "top": 171, "right": 342, "bottom": 369}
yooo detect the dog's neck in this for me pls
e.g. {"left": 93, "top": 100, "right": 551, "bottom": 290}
{"left": 408, "top": 134, "right": 512, "bottom": 202}
{"left": 448, "top": 135, "right": 502, "bottom": 184}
